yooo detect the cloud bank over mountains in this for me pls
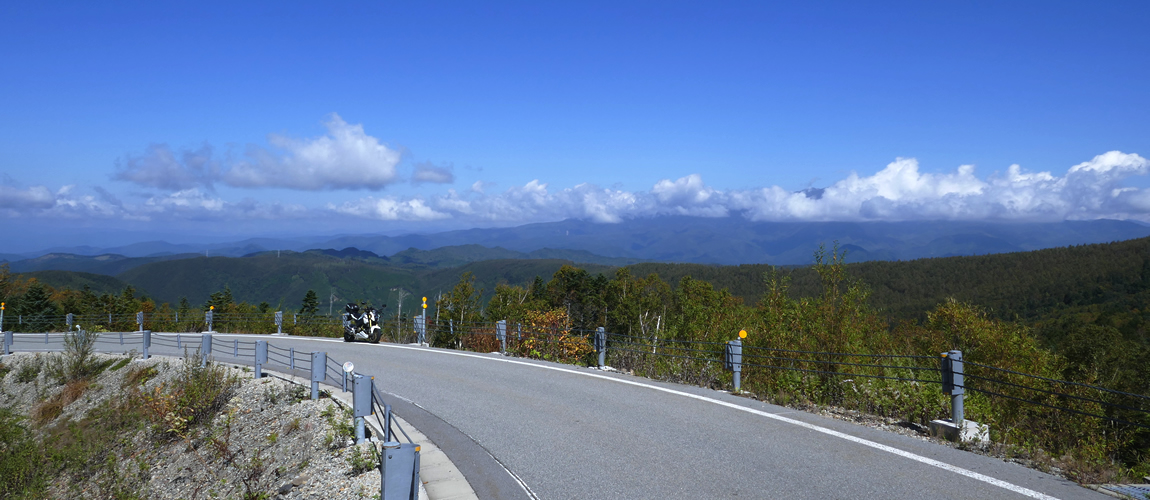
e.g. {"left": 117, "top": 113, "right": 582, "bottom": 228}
{"left": 4, "top": 113, "right": 1150, "bottom": 230}
{"left": 377, "top": 150, "right": 1146, "bottom": 224}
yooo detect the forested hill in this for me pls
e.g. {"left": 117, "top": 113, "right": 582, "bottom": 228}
{"left": 629, "top": 236, "right": 1150, "bottom": 328}
{"left": 9, "top": 235, "right": 1150, "bottom": 342}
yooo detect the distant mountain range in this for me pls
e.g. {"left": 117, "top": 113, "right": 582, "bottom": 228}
{"left": 5, "top": 217, "right": 1150, "bottom": 266}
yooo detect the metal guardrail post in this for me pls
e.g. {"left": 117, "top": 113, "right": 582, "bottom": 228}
{"left": 202, "top": 333, "right": 212, "bottom": 367}
{"left": 415, "top": 315, "right": 426, "bottom": 345}
{"left": 290, "top": 347, "right": 295, "bottom": 370}
{"left": 143, "top": 330, "right": 151, "bottom": 359}
{"left": 941, "top": 350, "right": 965, "bottom": 424}
{"left": 725, "top": 338, "right": 743, "bottom": 392}
{"left": 496, "top": 320, "right": 507, "bottom": 355}
{"left": 66, "top": 313, "right": 74, "bottom": 331}
{"left": 137, "top": 311, "right": 144, "bottom": 332}
{"left": 311, "top": 352, "right": 326, "bottom": 400}
{"left": 275, "top": 311, "right": 283, "bottom": 334}
{"left": 177, "top": 333, "right": 182, "bottom": 349}
{"left": 255, "top": 340, "right": 267, "bottom": 379}
{"left": 380, "top": 442, "right": 420, "bottom": 500}
{"left": 3, "top": 330, "right": 11, "bottom": 355}
{"left": 119, "top": 331, "right": 124, "bottom": 345}
{"left": 594, "top": 327, "right": 607, "bottom": 368}
{"left": 352, "top": 374, "right": 372, "bottom": 444}
{"left": 206, "top": 307, "right": 214, "bottom": 333}
{"left": 233, "top": 339, "right": 238, "bottom": 357}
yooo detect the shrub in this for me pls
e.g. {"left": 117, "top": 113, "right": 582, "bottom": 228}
{"left": 346, "top": 445, "right": 376, "bottom": 475}
{"left": 47, "top": 330, "right": 113, "bottom": 384}
{"left": 16, "top": 362, "right": 40, "bottom": 383}
{"left": 0, "top": 408, "right": 46, "bottom": 497}
{"left": 142, "top": 353, "right": 240, "bottom": 438}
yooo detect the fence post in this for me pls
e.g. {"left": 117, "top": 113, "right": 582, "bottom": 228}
{"left": 66, "top": 313, "right": 74, "bottom": 331}
{"left": 725, "top": 333, "right": 744, "bottom": 392}
{"left": 142, "top": 330, "right": 151, "bottom": 359}
{"left": 275, "top": 311, "right": 283, "bottom": 335}
{"left": 415, "top": 315, "right": 426, "bottom": 345}
{"left": 255, "top": 340, "right": 267, "bottom": 379}
{"left": 3, "top": 330, "right": 11, "bottom": 355}
{"left": 352, "top": 374, "right": 372, "bottom": 444}
{"left": 202, "top": 333, "right": 212, "bottom": 366}
{"left": 941, "top": 350, "right": 965, "bottom": 424}
{"left": 137, "top": 311, "right": 144, "bottom": 332}
{"left": 311, "top": 351, "right": 326, "bottom": 400}
{"left": 594, "top": 327, "right": 607, "bottom": 368}
{"left": 119, "top": 331, "right": 124, "bottom": 345}
{"left": 290, "top": 347, "right": 295, "bottom": 370}
{"left": 496, "top": 320, "right": 507, "bottom": 355}
{"left": 206, "top": 307, "right": 214, "bottom": 333}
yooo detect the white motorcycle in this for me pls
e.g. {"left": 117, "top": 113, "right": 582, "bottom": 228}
{"left": 343, "top": 302, "right": 383, "bottom": 343}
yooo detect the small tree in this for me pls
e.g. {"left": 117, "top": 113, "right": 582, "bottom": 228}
{"left": 205, "top": 286, "right": 235, "bottom": 313}
{"left": 433, "top": 273, "right": 484, "bottom": 348}
{"left": 299, "top": 290, "right": 319, "bottom": 317}
{"left": 15, "top": 280, "right": 59, "bottom": 332}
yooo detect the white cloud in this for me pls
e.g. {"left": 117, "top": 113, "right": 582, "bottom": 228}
{"left": 323, "top": 151, "right": 1150, "bottom": 226}
{"left": 0, "top": 185, "right": 55, "bottom": 209}
{"left": 411, "top": 162, "right": 455, "bottom": 184}
{"left": 116, "top": 114, "right": 401, "bottom": 192}
{"left": 16, "top": 150, "right": 1150, "bottom": 229}
{"left": 225, "top": 113, "right": 401, "bottom": 190}
{"left": 114, "top": 143, "right": 218, "bottom": 191}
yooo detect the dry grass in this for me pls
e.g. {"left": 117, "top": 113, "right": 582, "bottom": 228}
{"left": 31, "top": 399, "right": 64, "bottom": 424}
{"left": 30, "top": 379, "right": 91, "bottom": 425}
{"left": 122, "top": 364, "right": 158, "bottom": 389}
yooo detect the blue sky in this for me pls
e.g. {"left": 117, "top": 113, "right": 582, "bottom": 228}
{"left": 2, "top": 1, "right": 1149, "bottom": 251}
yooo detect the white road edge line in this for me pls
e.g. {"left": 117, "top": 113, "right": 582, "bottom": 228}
{"left": 208, "top": 336, "right": 1063, "bottom": 500}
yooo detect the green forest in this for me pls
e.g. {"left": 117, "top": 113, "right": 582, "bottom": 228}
{"left": 2, "top": 238, "right": 1149, "bottom": 482}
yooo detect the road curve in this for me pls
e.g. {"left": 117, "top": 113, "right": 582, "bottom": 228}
{"left": 11, "top": 333, "right": 1111, "bottom": 500}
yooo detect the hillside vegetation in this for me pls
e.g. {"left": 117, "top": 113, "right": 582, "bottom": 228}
{"left": 631, "top": 237, "right": 1150, "bottom": 348}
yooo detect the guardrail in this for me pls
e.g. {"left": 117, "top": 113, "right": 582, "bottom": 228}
{"left": 8, "top": 314, "right": 1150, "bottom": 443}
{"left": 0, "top": 330, "right": 420, "bottom": 500}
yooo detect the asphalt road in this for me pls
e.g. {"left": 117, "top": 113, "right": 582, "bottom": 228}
{"left": 6, "top": 333, "right": 1113, "bottom": 500}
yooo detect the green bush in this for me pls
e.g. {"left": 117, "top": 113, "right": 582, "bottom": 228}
{"left": 0, "top": 408, "right": 46, "bottom": 498}
{"left": 142, "top": 353, "right": 240, "bottom": 438}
